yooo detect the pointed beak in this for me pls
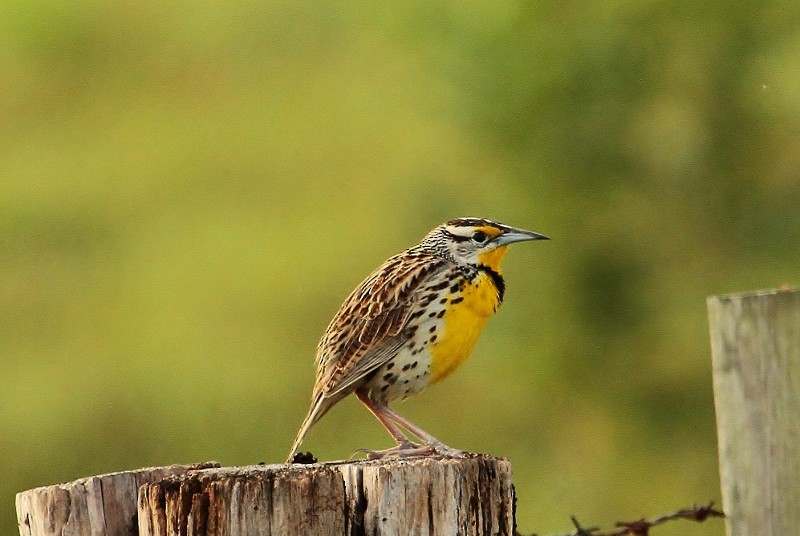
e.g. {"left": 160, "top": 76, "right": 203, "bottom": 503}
{"left": 493, "top": 225, "right": 550, "bottom": 246}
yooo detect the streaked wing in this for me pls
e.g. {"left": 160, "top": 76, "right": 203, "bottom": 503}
{"left": 314, "top": 252, "right": 447, "bottom": 398}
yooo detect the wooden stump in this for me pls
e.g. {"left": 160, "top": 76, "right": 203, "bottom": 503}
{"left": 138, "top": 455, "right": 515, "bottom": 536}
{"left": 15, "top": 462, "right": 220, "bottom": 536}
{"left": 137, "top": 463, "right": 348, "bottom": 536}
{"left": 16, "top": 455, "right": 514, "bottom": 536}
{"left": 708, "top": 287, "right": 800, "bottom": 536}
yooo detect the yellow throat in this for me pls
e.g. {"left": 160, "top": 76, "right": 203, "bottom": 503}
{"left": 429, "top": 245, "right": 508, "bottom": 383}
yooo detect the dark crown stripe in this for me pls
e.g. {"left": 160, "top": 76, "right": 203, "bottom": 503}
{"left": 446, "top": 217, "right": 494, "bottom": 227}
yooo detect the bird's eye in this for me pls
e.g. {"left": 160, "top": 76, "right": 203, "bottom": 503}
{"left": 472, "top": 231, "right": 488, "bottom": 244}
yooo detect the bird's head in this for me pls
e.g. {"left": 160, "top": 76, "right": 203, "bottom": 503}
{"left": 421, "top": 217, "right": 549, "bottom": 270}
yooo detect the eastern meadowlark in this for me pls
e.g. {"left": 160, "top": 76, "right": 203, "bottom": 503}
{"left": 287, "top": 217, "right": 548, "bottom": 462}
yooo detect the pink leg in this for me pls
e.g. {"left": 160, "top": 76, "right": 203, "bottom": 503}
{"left": 376, "top": 403, "right": 466, "bottom": 457}
{"left": 355, "top": 392, "right": 465, "bottom": 459}
{"left": 356, "top": 391, "right": 414, "bottom": 445}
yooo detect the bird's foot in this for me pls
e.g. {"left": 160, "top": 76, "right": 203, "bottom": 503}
{"left": 352, "top": 440, "right": 467, "bottom": 460}
{"left": 427, "top": 441, "right": 468, "bottom": 458}
{"left": 352, "top": 439, "right": 432, "bottom": 460}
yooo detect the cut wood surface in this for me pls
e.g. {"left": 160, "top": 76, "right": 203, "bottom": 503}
{"left": 16, "top": 462, "right": 220, "bottom": 536}
{"left": 708, "top": 287, "right": 800, "bottom": 536}
{"left": 138, "top": 455, "right": 514, "bottom": 536}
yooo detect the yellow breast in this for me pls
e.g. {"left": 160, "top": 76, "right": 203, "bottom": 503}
{"left": 429, "top": 268, "right": 503, "bottom": 384}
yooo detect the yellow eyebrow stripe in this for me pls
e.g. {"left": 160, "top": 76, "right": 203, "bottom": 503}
{"left": 475, "top": 225, "right": 504, "bottom": 238}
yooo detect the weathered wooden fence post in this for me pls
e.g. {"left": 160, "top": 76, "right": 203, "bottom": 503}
{"left": 708, "top": 287, "right": 800, "bottom": 536}
{"left": 15, "top": 463, "right": 219, "bottom": 536}
{"left": 16, "top": 455, "right": 515, "bottom": 536}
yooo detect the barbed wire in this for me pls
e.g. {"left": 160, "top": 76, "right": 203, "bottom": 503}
{"left": 519, "top": 502, "right": 725, "bottom": 536}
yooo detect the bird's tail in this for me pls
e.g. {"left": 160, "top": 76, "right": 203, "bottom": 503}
{"left": 286, "top": 394, "right": 330, "bottom": 463}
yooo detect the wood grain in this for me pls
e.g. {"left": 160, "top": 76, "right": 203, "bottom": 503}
{"left": 138, "top": 455, "right": 514, "bottom": 536}
{"left": 708, "top": 287, "right": 800, "bottom": 536}
{"left": 16, "top": 463, "right": 219, "bottom": 536}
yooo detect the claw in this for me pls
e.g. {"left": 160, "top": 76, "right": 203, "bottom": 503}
{"left": 428, "top": 442, "right": 468, "bottom": 458}
{"left": 362, "top": 444, "right": 436, "bottom": 460}
{"left": 351, "top": 439, "right": 434, "bottom": 460}
{"left": 351, "top": 440, "right": 468, "bottom": 460}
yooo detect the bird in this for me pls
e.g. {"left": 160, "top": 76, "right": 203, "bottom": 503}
{"left": 286, "top": 217, "right": 548, "bottom": 463}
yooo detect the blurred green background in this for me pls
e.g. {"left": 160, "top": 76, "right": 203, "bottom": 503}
{"left": 2, "top": 1, "right": 798, "bottom": 535}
